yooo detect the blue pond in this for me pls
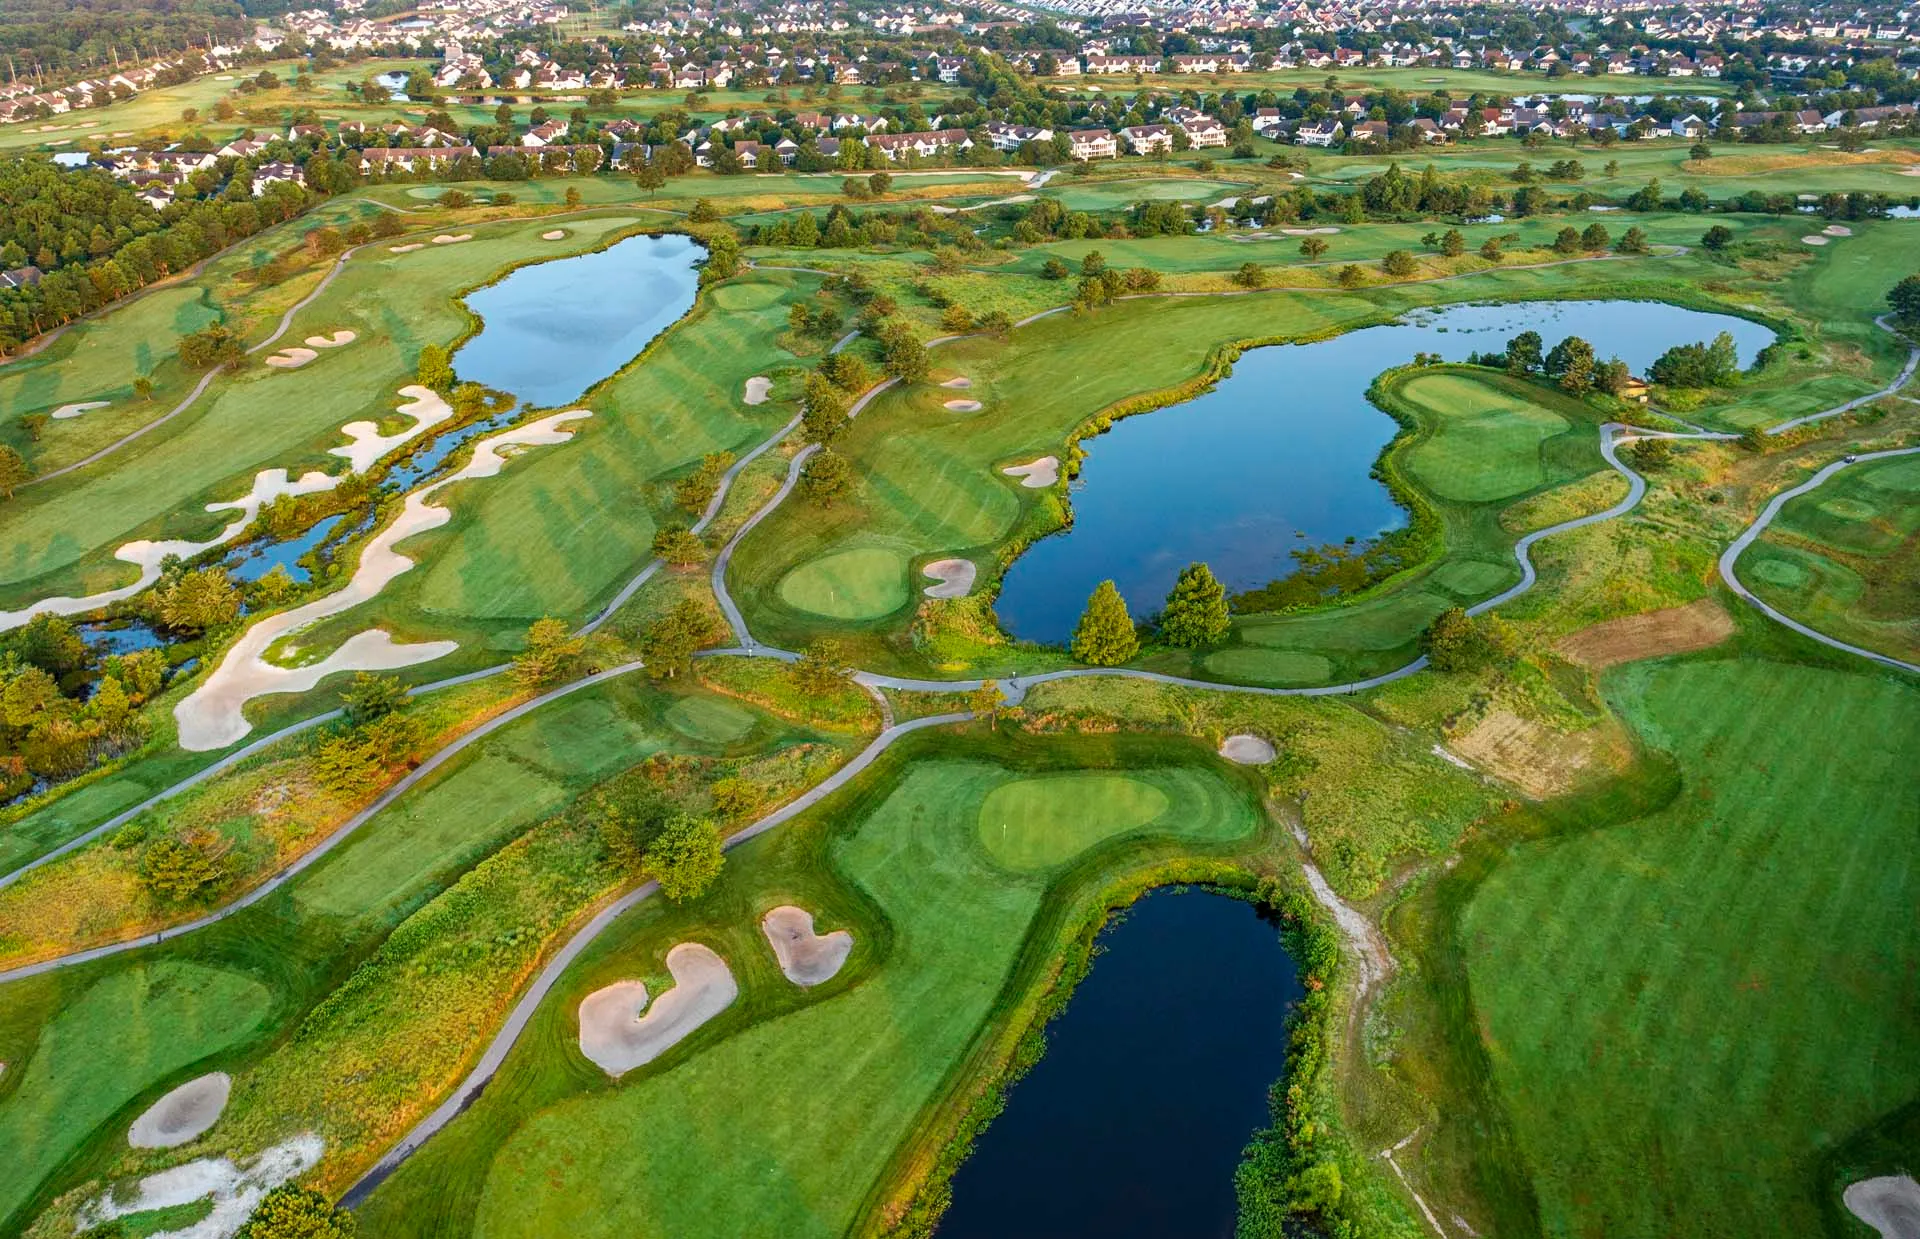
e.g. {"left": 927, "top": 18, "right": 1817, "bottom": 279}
{"left": 452, "top": 231, "right": 702, "bottom": 408}
{"left": 225, "top": 515, "right": 344, "bottom": 584}
{"left": 938, "top": 891, "right": 1301, "bottom": 1239}
{"left": 995, "top": 299, "right": 1774, "bottom": 643}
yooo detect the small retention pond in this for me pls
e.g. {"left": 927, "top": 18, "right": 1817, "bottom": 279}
{"left": 452, "top": 232, "right": 703, "bottom": 408}
{"left": 937, "top": 891, "right": 1301, "bottom": 1239}
{"left": 995, "top": 299, "right": 1774, "bottom": 644}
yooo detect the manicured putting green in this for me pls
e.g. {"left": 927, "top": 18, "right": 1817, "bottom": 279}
{"left": 1202, "top": 648, "right": 1336, "bottom": 685}
{"left": 1400, "top": 374, "right": 1566, "bottom": 502}
{"left": 976, "top": 774, "right": 1170, "bottom": 870}
{"left": 664, "top": 696, "right": 759, "bottom": 744}
{"left": 777, "top": 547, "right": 909, "bottom": 620}
{"left": 1751, "top": 555, "right": 1810, "bottom": 588}
{"left": 1432, "top": 559, "right": 1515, "bottom": 595}
{"left": 706, "top": 283, "right": 787, "bottom": 310}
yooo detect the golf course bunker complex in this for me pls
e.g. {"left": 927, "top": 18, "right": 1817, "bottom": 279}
{"left": 264, "top": 346, "right": 318, "bottom": 368}
{"left": 128, "top": 1072, "right": 232, "bottom": 1148}
{"left": 1002, "top": 456, "right": 1059, "bottom": 488}
{"left": 743, "top": 375, "right": 772, "bottom": 404}
{"left": 923, "top": 558, "right": 976, "bottom": 598}
{"left": 1846, "top": 1176, "right": 1920, "bottom": 1239}
{"left": 81, "top": 1134, "right": 323, "bottom": 1239}
{"left": 761, "top": 906, "right": 854, "bottom": 986}
{"left": 577, "top": 943, "right": 739, "bottom": 1077}
{"left": 1218, "top": 734, "right": 1277, "bottom": 764}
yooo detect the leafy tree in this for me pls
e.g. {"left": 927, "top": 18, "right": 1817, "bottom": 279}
{"left": 1159, "top": 563, "right": 1231, "bottom": 648}
{"left": 1505, "top": 331, "right": 1543, "bottom": 375}
{"left": 1628, "top": 437, "right": 1674, "bottom": 470}
{"left": 789, "top": 640, "right": 851, "bottom": 698}
{"left": 1700, "top": 224, "right": 1734, "bottom": 252}
{"left": 800, "top": 449, "right": 856, "bottom": 506}
{"left": 868, "top": 171, "right": 892, "bottom": 196}
{"left": 882, "top": 330, "right": 930, "bottom": 382}
{"left": 133, "top": 375, "right": 155, "bottom": 401}
{"left": 1071, "top": 580, "right": 1138, "bottom": 665}
{"left": 1440, "top": 229, "right": 1465, "bottom": 257}
{"left": 178, "top": 324, "right": 246, "bottom": 371}
{"left": 1080, "top": 250, "right": 1106, "bottom": 277}
{"left": 1552, "top": 227, "right": 1581, "bottom": 255}
{"left": 634, "top": 161, "right": 667, "bottom": 198}
{"left": 638, "top": 599, "right": 718, "bottom": 678}
{"left": 650, "top": 525, "right": 706, "bottom": 566}
{"left": 687, "top": 198, "right": 720, "bottom": 222}
{"left": 1615, "top": 227, "right": 1649, "bottom": 255}
{"left": 1887, "top": 274, "right": 1920, "bottom": 328}
{"left": 1234, "top": 261, "right": 1267, "bottom": 288}
{"left": 1422, "top": 606, "right": 1516, "bottom": 672}
{"left": 340, "top": 673, "right": 407, "bottom": 725}
{"left": 644, "top": 813, "right": 724, "bottom": 901}
{"left": 1546, "top": 336, "right": 1596, "bottom": 393}
{"left": 158, "top": 567, "right": 242, "bottom": 633}
{"left": 236, "top": 1184, "right": 356, "bottom": 1239}
{"left": 594, "top": 782, "right": 674, "bottom": 871}
{"left": 969, "top": 679, "right": 1005, "bottom": 729}
{"left": 415, "top": 343, "right": 454, "bottom": 393}
{"left": 1478, "top": 237, "right": 1503, "bottom": 263}
{"left": 0, "top": 446, "right": 29, "bottom": 499}
{"left": 138, "top": 828, "right": 232, "bottom": 903}
{"left": 1298, "top": 236, "right": 1328, "bottom": 260}
{"left": 1336, "top": 264, "right": 1365, "bottom": 288}
{"left": 1649, "top": 333, "right": 1740, "bottom": 389}
{"left": 1580, "top": 223, "right": 1610, "bottom": 251}
{"left": 1596, "top": 357, "right": 1632, "bottom": 395}
{"left": 1040, "top": 257, "right": 1072, "bottom": 280}
{"left": 513, "top": 617, "right": 584, "bottom": 687}
{"left": 1381, "top": 249, "right": 1416, "bottom": 277}
{"left": 1625, "top": 179, "right": 1662, "bottom": 212}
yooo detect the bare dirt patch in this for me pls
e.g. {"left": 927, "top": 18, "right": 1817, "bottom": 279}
{"left": 128, "top": 1072, "right": 231, "bottom": 1148}
{"left": 577, "top": 943, "right": 737, "bottom": 1077}
{"left": 1846, "top": 1176, "right": 1920, "bottom": 1239}
{"left": 1555, "top": 599, "right": 1735, "bottom": 670}
{"left": 1448, "top": 709, "right": 1625, "bottom": 800}
{"left": 761, "top": 906, "right": 853, "bottom": 986}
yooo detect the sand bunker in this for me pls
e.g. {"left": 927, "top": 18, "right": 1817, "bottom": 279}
{"left": 264, "top": 347, "right": 318, "bottom": 368}
{"left": 922, "top": 558, "right": 976, "bottom": 599}
{"left": 762, "top": 906, "right": 853, "bottom": 986}
{"left": 129, "top": 1072, "right": 231, "bottom": 1148}
{"left": 81, "top": 1134, "right": 322, "bottom": 1239}
{"left": 743, "top": 375, "right": 772, "bottom": 405}
{"left": 1845, "top": 1176, "right": 1920, "bottom": 1239}
{"left": 1219, "top": 734, "right": 1276, "bottom": 764}
{"left": 388, "top": 243, "right": 424, "bottom": 253}
{"left": 431, "top": 233, "right": 472, "bottom": 245}
{"left": 52, "top": 401, "right": 109, "bottom": 420}
{"left": 304, "top": 330, "right": 357, "bottom": 348}
{"left": 940, "top": 376, "right": 972, "bottom": 389}
{"left": 541, "top": 229, "right": 567, "bottom": 240}
{"left": 174, "top": 411, "right": 591, "bottom": 750}
{"left": 943, "top": 399, "right": 982, "bottom": 412}
{"left": 1281, "top": 226, "right": 1340, "bottom": 235}
{"left": 330, "top": 384, "right": 454, "bottom": 473}
{"left": 1002, "top": 456, "right": 1059, "bottom": 488}
{"left": 1801, "top": 235, "right": 1830, "bottom": 245}
{"left": 577, "top": 943, "right": 738, "bottom": 1077}
{"left": 1824, "top": 224, "right": 1853, "bottom": 237}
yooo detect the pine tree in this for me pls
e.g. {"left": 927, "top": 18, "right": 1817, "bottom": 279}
{"left": 1159, "top": 563, "right": 1231, "bottom": 648}
{"left": 1071, "top": 580, "right": 1138, "bottom": 666}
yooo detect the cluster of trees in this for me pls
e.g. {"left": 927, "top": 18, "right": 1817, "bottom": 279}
{"left": 1648, "top": 332, "right": 1742, "bottom": 389}
{"left": 1069, "top": 563, "right": 1231, "bottom": 665}
{"left": 0, "top": 0, "right": 246, "bottom": 68}
{"left": 1471, "top": 329, "right": 1633, "bottom": 395}
{"left": 1421, "top": 605, "right": 1518, "bottom": 672}
{"left": 1, "top": 614, "right": 164, "bottom": 797}
{"left": 1891, "top": 274, "right": 1920, "bottom": 329}
{"left": 592, "top": 776, "right": 724, "bottom": 902}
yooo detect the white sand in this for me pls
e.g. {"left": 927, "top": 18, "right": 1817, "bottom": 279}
{"left": 1281, "top": 226, "right": 1340, "bottom": 235}
{"left": 264, "top": 347, "right": 318, "bottom": 368}
{"left": 743, "top": 375, "right": 772, "bottom": 405}
{"left": 330, "top": 384, "right": 454, "bottom": 473}
{"left": 541, "top": 229, "right": 567, "bottom": 240}
{"left": 922, "top": 558, "right": 976, "bottom": 599}
{"left": 761, "top": 906, "right": 853, "bottom": 986}
{"left": 129, "top": 1073, "right": 231, "bottom": 1149}
{"left": 304, "top": 330, "right": 357, "bottom": 348}
{"left": 1, "top": 467, "right": 336, "bottom": 632}
{"left": 943, "top": 399, "right": 982, "bottom": 412}
{"left": 388, "top": 243, "right": 424, "bottom": 253}
{"left": 174, "top": 411, "right": 592, "bottom": 750}
{"left": 1219, "top": 734, "right": 1277, "bottom": 764}
{"left": 52, "top": 401, "right": 110, "bottom": 420}
{"left": 1002, "top": 456, "right": 1059, "bottom": 488}
{"left": 940, "top": 376, "right": 972, "bottom": 389}
{"left": 431, "top": 233, "right": 472, "bottom": 244}
{"left": 1846, "top": 1176, "right": 1920, "bottom": 1239}
{"left": 1802, "top": 235, "right": 1830, "bottom": 245}
{"left": 577, "top": 943, "right": 738, "bottom": 1077}
{"left": 80, "top": 1134, "right": 322, "bottom": 1239}
{"left": 1823, "top": 224, "right": 1853, "bottom": 237}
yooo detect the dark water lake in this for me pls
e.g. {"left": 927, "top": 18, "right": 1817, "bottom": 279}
{"left": 995, "top": 299, "right": 1774, "bottom": 644}
{"left": 937, "top": 891, "right": 1301, "bottom": 1239}
{"left": 452, "top": 232, "right": 702, "bottom": 408}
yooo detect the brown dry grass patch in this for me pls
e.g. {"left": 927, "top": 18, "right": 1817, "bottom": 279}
{"left": 1682, "top": 149, "right": 1920, "bottom": 176}
{"left": 1448, "top": 708, "right": 1628, "bottom": 799}
{"left": 1555, "top": 597, "right": 1735, "bottom": 670}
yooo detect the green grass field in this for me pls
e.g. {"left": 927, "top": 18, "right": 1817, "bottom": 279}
{"left": 1743, "top": 453, "right": 1920, "bottom": 664}
{"left": 1461, "top": 658, "right": 1920, "bottom": 1239}
{"left": 356, "top": 731, "right": 1271, "bottom": 1238}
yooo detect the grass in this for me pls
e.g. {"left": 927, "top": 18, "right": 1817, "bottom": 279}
{"left": 1743, "top": 452, "right": 1920, "bottom": 663}
{"left": 1400, "top": 372, "right": 1570, "bottom": 502}
{"left": 777, "top": 544, "right": 912, "bottom": 620}
{"left": 1042, "top": 176, "right": 1256, "bottom": 212}
{"left": 355, "top": 730, "right": 1275, "bottom": 1238}
{"left": 1461, "top": 658, "right": 1920, "bottom": 1239}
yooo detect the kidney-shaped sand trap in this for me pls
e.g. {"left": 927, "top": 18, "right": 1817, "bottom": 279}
{"left": 129, "top": 1072, "right": 231, "bottom": 1148}
{"left": 304, "top": 330, "right": 357, "bottom": 348}
{"left": 743, "top": 375, "right": 772, "bottom": 405}
{"left": 52, "top": 401, "right": 109, "bottom": 420}
{"left": 388, "top": 243, "right": 424, "bottom": 253}
{"left": 762, "top": 906, "right": 854, "bottom": 986}
{"left": 1219, "top": 733, "right": 1277, "bottom": 764}
{"left": 264, "top": 347, "right": 318, "bottom": 368}
{"left": 944, "top": 399, "right": 983, "bottom": 412}
{"left": 1002, "top": 456, "right": 1059, "bottom": 488}
{"left": 578, "top": 943, "right": 738, "bottom": 1077}
{"left": 432, "top": 233, "right": 473, "bottom": 244}
{"left": 940, "top": 376, "right": 972, "bottom": 389}
{"left": 922, "top": 558, "right": 976, "bottom": 599}
{"left": 1846, "top": 1176, "right": 1920, "bottom": 1239}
